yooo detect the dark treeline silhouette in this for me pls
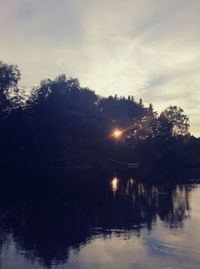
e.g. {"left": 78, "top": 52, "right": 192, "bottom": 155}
{"left": 0, "top": 172, "right": 193, "bottom": 268}
{"left": 0, "top": 60, "right": 200, "bottom": 175}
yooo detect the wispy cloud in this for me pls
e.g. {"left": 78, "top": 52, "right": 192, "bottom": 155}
{"left": 0, "top": 0, "right": 200, "bottom": 135}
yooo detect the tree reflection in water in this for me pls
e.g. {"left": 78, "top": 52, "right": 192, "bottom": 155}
{"left": 0, "top": 173, "right": 194, "bottom": 268}
{"left": 109, "top": 176, "right": 190, "bottom": 229}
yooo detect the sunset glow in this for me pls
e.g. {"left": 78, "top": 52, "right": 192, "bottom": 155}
{"left": 112, "top": 129, "right": 123, "bottom": 139}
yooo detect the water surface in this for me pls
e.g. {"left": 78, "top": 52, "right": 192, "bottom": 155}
{"left": 0, "top": 172, "right": 200, "bottom": 269}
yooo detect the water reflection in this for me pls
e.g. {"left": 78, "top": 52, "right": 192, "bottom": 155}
{"left": 108, "top": 176, "right": 191, "bottom": 230}
{"left": 111, "top": 177, "right": 119, "bottom": 193}
{"left": 0, "top": 173, "right": 197, "bottom": 268}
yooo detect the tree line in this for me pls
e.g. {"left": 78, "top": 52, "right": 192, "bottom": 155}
{"left": 0, "top": 60, "right": 199, "bottom": 173}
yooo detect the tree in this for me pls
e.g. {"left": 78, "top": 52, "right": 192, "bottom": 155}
{"left": 130, "top": 111, "right": 159, "bottom": 140}
{"left": 0, "top": 61, "right": 21, "bottom": 115}
{"left": 0, "top": 60, "right": 196, "bottom": 170}
{"left": 159, "top": 106, "right": 190, "bottom": 136}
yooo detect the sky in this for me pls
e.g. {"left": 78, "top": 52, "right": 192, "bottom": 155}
{"left": 0, "top": 0, "right": 200, "bottom": 136}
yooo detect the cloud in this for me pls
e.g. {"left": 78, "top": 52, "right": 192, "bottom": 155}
{"left": 0, "top": 0, "right": 200, "bottom": 135}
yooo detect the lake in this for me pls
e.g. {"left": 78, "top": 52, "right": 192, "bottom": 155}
{"left": 0, "top": 171, "right": 200, "bottom": 269}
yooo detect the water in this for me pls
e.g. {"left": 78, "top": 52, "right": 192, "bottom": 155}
{"left": 0, "top": 172, "right": 200, "bottom": 269}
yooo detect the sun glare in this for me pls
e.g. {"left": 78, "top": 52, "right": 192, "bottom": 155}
{"left": 113, "top": 129, "right": 122, "bottom": 138}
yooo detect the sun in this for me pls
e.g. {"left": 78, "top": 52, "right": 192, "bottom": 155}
{"left": 113, "top": 129, "right": 123, "bottom": 138}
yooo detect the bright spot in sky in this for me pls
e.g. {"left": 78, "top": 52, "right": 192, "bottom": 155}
{"left": 113, "top": 129, "right": 123, "bottom": 139}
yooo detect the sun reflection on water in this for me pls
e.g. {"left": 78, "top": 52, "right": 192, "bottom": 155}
{"left": 111, "top": 177, "right": 119, "bottom": 193}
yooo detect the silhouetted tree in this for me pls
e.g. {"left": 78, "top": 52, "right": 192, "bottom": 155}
{"left": 0, "top": 61, "right": 21, "bottom": 116}
{"left": 0, "top": 60, "right": 198, "bottom": 172}
{"left": 159, "top": 106, "right": 190, "bottom": 136}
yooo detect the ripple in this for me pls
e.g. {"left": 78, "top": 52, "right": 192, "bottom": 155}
{"left": 147, "top": 239, "right": 200, "bottom": 260}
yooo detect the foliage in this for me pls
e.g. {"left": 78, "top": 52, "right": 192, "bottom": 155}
{"left": 159, "top": 106, "right": 189, "bottom": 136}
{"left": 0, "top": 61, "right": 21, "bottom": 115}
{"left": 0, "top": 60, "right": 198, "bottom": 171}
